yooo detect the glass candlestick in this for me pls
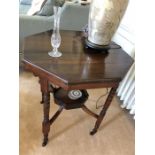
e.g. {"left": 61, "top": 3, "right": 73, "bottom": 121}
{"left": 48, "top": 6, "right": 62, "bottom": 57}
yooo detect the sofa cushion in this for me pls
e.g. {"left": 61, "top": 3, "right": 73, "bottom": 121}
{"left": 37, "top": 0, "right": 55, "bottom": 16}
{"left": 27, "top": 0, "right": 54, "bottom": 16}
{"left": 27, "top": 0, "right": 47, "bottom": 15}
{"left": 20, "top": 0, "right": 32, "bottom": 5}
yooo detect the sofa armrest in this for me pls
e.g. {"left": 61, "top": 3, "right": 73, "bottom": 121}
{"left": 19, "top": 15, "right": 54, "bottom": 37}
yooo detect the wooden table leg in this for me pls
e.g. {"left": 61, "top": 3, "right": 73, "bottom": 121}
{"left": 90, "top": 87, "right": 117, "bottom": 135}
{"left": 39, "top": 78, "right": 51, "bottom": 146}
{"left": 40, "top": 92, "right": 44, "bottom": 104}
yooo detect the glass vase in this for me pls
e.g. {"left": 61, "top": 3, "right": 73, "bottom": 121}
{"left": 48, "top": 6, "right": 62, "bottom": 57}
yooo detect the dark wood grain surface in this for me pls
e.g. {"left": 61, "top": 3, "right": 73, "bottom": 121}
{"left": 23, "top": 30, "right": 133, "bottom": 90}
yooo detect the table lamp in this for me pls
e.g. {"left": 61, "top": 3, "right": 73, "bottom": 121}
{"left": 85, "top": 0, "right": 129, "bottom": 52}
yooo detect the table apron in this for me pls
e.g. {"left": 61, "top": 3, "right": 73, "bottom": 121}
{"left": 23, "top": 60, "right": 119, "bottom": 90}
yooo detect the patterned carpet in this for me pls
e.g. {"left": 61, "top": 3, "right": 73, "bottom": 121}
{"left": 19, "top": 71, "right": 134, "bottom": 155}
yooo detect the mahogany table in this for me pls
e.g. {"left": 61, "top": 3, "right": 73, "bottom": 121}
{"left": 22, "top": 30, "right": 133, "bottom": 146}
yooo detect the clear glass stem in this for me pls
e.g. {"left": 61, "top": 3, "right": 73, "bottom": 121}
{"left": 53, "top": 47, "right": 58, "bottom": 54}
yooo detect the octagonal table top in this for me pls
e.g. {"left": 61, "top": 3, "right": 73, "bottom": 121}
{"left": 23, "top": 30, "right": 133, "bottom": 90}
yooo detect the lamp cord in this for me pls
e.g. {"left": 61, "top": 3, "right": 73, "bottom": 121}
{"left": 95, "top": 88, "right": 109, "bottom": 109}
{"left": 88, "top": 88, "right": 109, "bottom": 109}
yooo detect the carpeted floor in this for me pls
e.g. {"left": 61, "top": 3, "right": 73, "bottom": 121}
{"left": 19, "top": 71, "right": 135, "bottom": 155}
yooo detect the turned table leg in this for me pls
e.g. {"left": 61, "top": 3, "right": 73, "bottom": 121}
{"left": 39, "top": 78, "right": 51, "bottom": 146}
{"left": 42, "top": 92, "right": 50, "bottom": 146}
{"left": 40, "top": 92, "right": 44, "bottom": 104}
{"left": 90, "top": 87, "right": 117, "bottom": 135}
